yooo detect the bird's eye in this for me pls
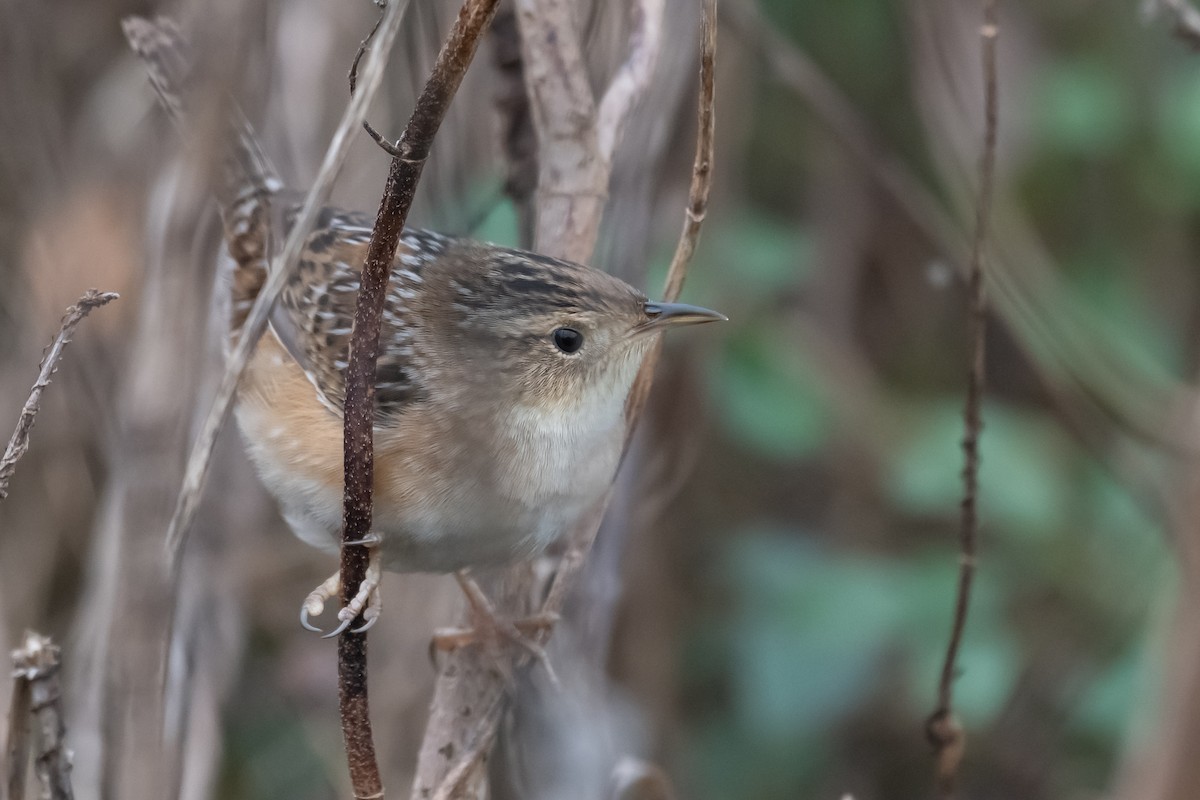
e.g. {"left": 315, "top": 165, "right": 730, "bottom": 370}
{"left": 552, "top": 327, "right": 584, "bottom": 354}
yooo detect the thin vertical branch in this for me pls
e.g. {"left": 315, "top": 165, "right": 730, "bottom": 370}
{"left": 5, "top": 645, "right": 33, "bottom": 800}
{"left": 927, "top": 2, "right": 998, "bottom": 796}
{"left": 11, "top": 632, "right": 74, "bottom": 800}
{"left": 0, "top": 289, "right": 118, "bottom": 501}
{"left": 337, "top": 1, "right": 501, "bottom": 797}
{"left": 633, "top": 0, "right": 717, "bottom": 395}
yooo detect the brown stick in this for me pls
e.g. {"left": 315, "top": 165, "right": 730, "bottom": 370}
{"left": 0, "top": 289, "right": 118, "bottom": 502}
{"left": 337, "top": 1, "right": 501, "bottom": 797}
{"left": 627, "top": 0, "right": 717, "bottom": 413}
{"left": 10, "top": 632, "right": 74, "bottom": 800}
{"left": 926, "top": 3, "right": 998, "bottom": 797}
{"left": 5, "top": 644, "right": 33, "bottom": 800}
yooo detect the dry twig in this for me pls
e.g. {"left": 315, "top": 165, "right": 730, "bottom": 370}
{"left": 5, "top": 641, "right": 33, "bottom": 800}
{"left": 0, "top": 289, "right": 118, "bottom": 502}
{"left": 409, "top": 1, "right": 714, "bottom": 796}
{"left": 162, "top": 0, "right": 413, "bottom": 575}
{"left": 9, "top": 632, "right": 74, "bottom": 800}
{"left": 926, "top": 2, "right": 998, "bottom": 796}
{"left": 337, "top": 1, "right": 502, "bottom": 797}
{"left": 511, "top": 0, "right": 664, "bottom": 262}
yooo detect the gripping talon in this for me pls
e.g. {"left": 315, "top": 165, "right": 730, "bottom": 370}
{"left": 322, "top": 617, "right": 354, "bottom": 639}
{"left": 300, "top": 607, "right": 323, "bottom": 633}
{"left": 310, "top": 547, "right": 383, "bottom": 638}
{"left": 432, "top": 572, "right": 561, "bottom": 685}
{"left": 299, "top": 571, "right": 341, "bottom": 635}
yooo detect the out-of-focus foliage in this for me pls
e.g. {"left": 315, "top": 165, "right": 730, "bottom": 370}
{"left": 648, "top": 1, "right": 1187, "bottom": 798}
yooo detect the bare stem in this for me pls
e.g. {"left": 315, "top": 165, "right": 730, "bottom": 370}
{"left": 337, "top": 1, "right": 501, "bottom": 797}
{"left": 5, "top": 643, "right": 33, "bottom": 800}
{"left": 11, "top": 632, "right": 74, "bottom": 800}
{"left": 927, "top": 3, "right": 998, "bottom": 797}
{"left": 489, "top": 7, "right": 537, "bottom": 247}
{"left": 0, "top": 289, "right": 118, "bottom": 502}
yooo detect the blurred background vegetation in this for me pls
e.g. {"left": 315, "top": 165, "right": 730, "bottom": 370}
{"left": 3, "top": 0, "right": 1200, "bottom": 799}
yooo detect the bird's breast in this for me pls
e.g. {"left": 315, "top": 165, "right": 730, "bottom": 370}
{"left": 234, "top": 334, "right": 625, "bottom": 573}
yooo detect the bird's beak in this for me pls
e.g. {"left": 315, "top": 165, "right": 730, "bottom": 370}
{"left": 635, "top": 301, "right": 728, "bottom": 334}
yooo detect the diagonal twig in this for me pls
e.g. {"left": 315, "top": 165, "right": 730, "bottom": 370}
{"left": 162, "top": 0, "right": 413, "bottom": 576}
{"left": 926, "top": 2, "right": 999, "bottom": 797}
{"left": 336, "top": 1, "right": 502, "bottom": 797}
{"left": 0, "top": 289, "right": 118, "bottom": 502}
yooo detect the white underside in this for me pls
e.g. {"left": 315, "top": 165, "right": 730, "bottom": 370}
{"left": 235, "top": 383, "right": 627, "bottom": 575}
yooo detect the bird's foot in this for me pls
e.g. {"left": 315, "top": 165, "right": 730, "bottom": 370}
{"left": 430, "top": 571, "right": 560, "bottom": 686}
{"left": 299, "top": 546, "right": 383, "bottom": 638}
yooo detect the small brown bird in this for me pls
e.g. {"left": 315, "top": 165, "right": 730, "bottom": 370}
{"left": 125, "top": 17, "right": 724, "bottom": 639}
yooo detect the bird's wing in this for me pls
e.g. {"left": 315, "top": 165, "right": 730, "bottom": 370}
{"left": 271, "top": 205, "right": 448, "bottom": 419}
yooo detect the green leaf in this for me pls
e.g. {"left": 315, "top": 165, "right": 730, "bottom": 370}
{"left": 1036, "top": 59, "right": 1132, "bottom": 156}
{"left": 471, "top": 195, "right": 521, "bottom": 248}
{"left": 712, "top": 328, "right": 828, "bottom": 459}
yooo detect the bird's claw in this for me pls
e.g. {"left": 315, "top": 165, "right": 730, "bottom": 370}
{"left": 300, "top": 605, "right": 323, "bottom": 633}
{"left": 299, "top": 548, "right": 383, "bottom": 637}
{"left": 430, "top": 572, "right": 562, "bottom": 686}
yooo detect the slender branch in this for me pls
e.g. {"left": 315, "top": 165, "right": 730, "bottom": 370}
{"left": 927, "top": 3, "right": 998, "bottom": 797}
{"left": 5, "top": 642, "right": 33, "bottom": 800}
{"left": 0, "top": 289, "right": 118, "bottom": 502}
{"left": 657, "top": 0, "right": 716, "bottom": 308}
{"left": 409, "top": 2, "right": 713, "bottom": 795}
{"left": 162, "top": 0, "right": 413, "bottom": 575}
{"left": 337, "top": 1, "right": 501, "bottom": 797}
{"left": 11, "top": 632, "right": 74, "bottom": 800}
{"left": 348, "top": 12, "right": 402, "bottom": 156}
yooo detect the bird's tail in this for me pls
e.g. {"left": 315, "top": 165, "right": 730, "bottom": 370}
{"left": 123, "top": 15, "right": 283, "bottom": 331}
